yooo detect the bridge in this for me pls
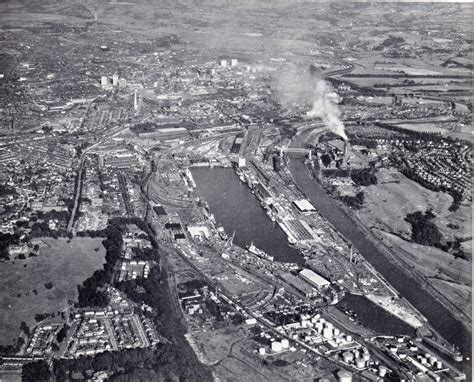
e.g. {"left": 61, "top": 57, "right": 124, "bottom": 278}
{"left": 277, "top": 147, "right": 313, "bottom": 157}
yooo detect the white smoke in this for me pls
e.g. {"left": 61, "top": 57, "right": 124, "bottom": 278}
{"left": 275, "top": 66, "right": 347, "bottom": 140}
{"left": 306, "top": 78, "right": 347, "bottom": 140}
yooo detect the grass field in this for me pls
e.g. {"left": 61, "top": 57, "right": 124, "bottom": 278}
{"left": 354, "top": 168, "right": 471, "bottom": 242}
{"left": 351, "top": 168, "right": 471, "bottom": 318}
{"left": 355, "top": 168, "right": 454, "bottom": 239}
{"left": 0, "top": 237, "right": 106, "bottom": 345}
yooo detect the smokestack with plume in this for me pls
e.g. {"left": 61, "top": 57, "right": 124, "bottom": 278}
{"left": 306, "top": 79, "right": 347, "bottom": 140}
{"left": 275, "top": 66, "right": 347, "bottom": 141}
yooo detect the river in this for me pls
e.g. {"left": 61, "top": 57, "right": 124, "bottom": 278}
{"left": 191, "top": 164, "right": 471, "bottom": 375}
{"left": 191, "top": 167, "right": 303, "bottom": 264}
{"left": 288, "top": 158, "right": 472, "bottom": 362}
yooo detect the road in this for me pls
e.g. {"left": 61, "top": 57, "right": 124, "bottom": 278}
{"left": 66, "top": 153, "right": 86, "bottom": 232}
{"left": 130, "top": 315, "right": 150, "bottom": 348}
{"left": 103, "top": 319, "right": 119, "bottom": 351}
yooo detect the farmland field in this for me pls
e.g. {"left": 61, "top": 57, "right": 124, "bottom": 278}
{"left": 0, "top": 237, "right": 106, "bottom": 345}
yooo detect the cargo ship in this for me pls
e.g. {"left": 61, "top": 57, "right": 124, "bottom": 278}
{"left": 247, "top": 242, "right": 274, "bottom": 262}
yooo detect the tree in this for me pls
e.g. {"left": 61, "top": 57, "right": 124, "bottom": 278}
{"left": 20, "top": 321, "right": 30, "bottom": 336}
{"left": 341, "top": 191, "right": 365, "bottom": 209}
{"left": 405, "top": 210, "right": 442, "bottom": 246}
{"left": 22, "top": 360, "right": 51, "bottom": 382}
{"left": 351, "top": 168, "right": 377, "bottom": 186}
{"left": 56, "top": 326, "right": 68, "bottom": 343}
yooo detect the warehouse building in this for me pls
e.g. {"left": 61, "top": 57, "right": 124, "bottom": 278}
{"left": 293, "top": 199, "right": 316, "bottom": 213}
{"left": 299, "top": 269, "right": 330, "bottom": 288}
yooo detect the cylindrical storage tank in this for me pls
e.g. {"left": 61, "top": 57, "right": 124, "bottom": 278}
{"left": 333, "top": 328, "right": 340, "bottom": 336}
{"left": 271, "top": 341, "right": 282, "bottom": 353}
{"left": 319, "top": 318, "right": 326, "bottom": 325}
{"left": 314, "top": 313, "right": 321, "bottom": 321}
{"left": 429, "top": 356, "right": 437, "bottom": 365}
{"left": 409, "top": 345, "right": 418, "bottom": 351}
{"left": 362, "top": 352, "right": 370, "bottom": 362}
{"left": 281, "top": 339, "right": 289, "bottom": 349}
{"left": 323, "top": 327, "right": 333, "bottom": 339}
{"left": 355, "top": 358, "right": 365, "bottom": 369}
{"left": 420, "top": 357, "right": 427, "bottom": 365}
{"left": 353, "top": 350, "right": 360, "bottom": 359}
{"left": 346, "top": 335, "right": 352, "bottom": 342}
{"left": 389, "top": 345, "right": 397, "bottom": 354}
{"left": 342, "top": 351, "right": 353, "bottom": 363}
{"left": 325, "top": 322, "right": 333, "bottom": 330}
{"left": 259, "top": 347, "right": 266, "bottom": 355}
{"left": 435, "top": 361, "right": 443, "bottom": 369}
{"left": 378, "top": 365, "right": 387, "bottom": 377}
{"left": 337, "top": 370, "right": 353, "bottom": 382}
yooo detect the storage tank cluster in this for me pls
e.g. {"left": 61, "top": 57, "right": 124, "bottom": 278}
{"left": 416, "top": 354, "right": 442, "bottom": 369}
{"left": 341, "top": 347, "right": 371, "bottom": 369}
{"left": 270, "top": 338, "right": 290, "bottom": 353}
{"left": 310, "top": 317, "right": 351, "bottom": 345}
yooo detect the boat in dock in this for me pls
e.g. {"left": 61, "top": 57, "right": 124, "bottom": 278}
{"left": 247, "top": 242, "right": 274, "bottom": 262}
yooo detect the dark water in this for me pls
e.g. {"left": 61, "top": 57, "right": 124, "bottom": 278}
{"left": 191, "top": 167, "right": 303, "bottom": 264}
{"left": 288, "top": 159, "right": 472, "bottom": 364}
{"left": 337, "top": 294, "right": 416, "bottom": 337}
{"left": 191, "top": 164, "right": 470, "bottom": 376}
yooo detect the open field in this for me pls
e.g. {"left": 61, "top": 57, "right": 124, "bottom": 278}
{"left": 0, "top": 237, "right": 105, "bottom": 345}
{"left": 375, "top": 229, "right": 471, "bottom": 319}
{"left": 355, "top": 168, "right": 455, "bottom": 239}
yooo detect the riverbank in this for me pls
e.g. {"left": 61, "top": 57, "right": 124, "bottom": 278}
{"left": 287, "top": 158, "right": 471, "bottom": 360}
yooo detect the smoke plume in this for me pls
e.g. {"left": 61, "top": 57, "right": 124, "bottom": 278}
{"left": 275, "top": 66, "right": 347, "bottom": 140}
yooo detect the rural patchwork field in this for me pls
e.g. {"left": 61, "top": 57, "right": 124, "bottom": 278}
{"left": 0, "top": 237, "right": 105, "bottom": 344}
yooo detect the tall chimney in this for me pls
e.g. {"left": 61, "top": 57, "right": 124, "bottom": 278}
{"left": 342, "top": 139, "right": 348, "bottom": 168}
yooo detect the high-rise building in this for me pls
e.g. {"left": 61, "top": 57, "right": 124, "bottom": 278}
{"left": 112, "top": 73, "right": 119, "bottom": 87}
{"left": 231, "top": 58, "right": 238, "bottom": 66}
{"left": 220, "top": 59, "right": 227, "bottom": 67}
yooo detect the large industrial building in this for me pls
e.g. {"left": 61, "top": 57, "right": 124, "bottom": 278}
{"left": 293, "top": 199, "right": 316, "bottom": 213}
{"left": 138, "top": 127, "right": 190, "bottom": 140}
{"left": 299, "top": 269, "right": 331, "bottom": 288}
